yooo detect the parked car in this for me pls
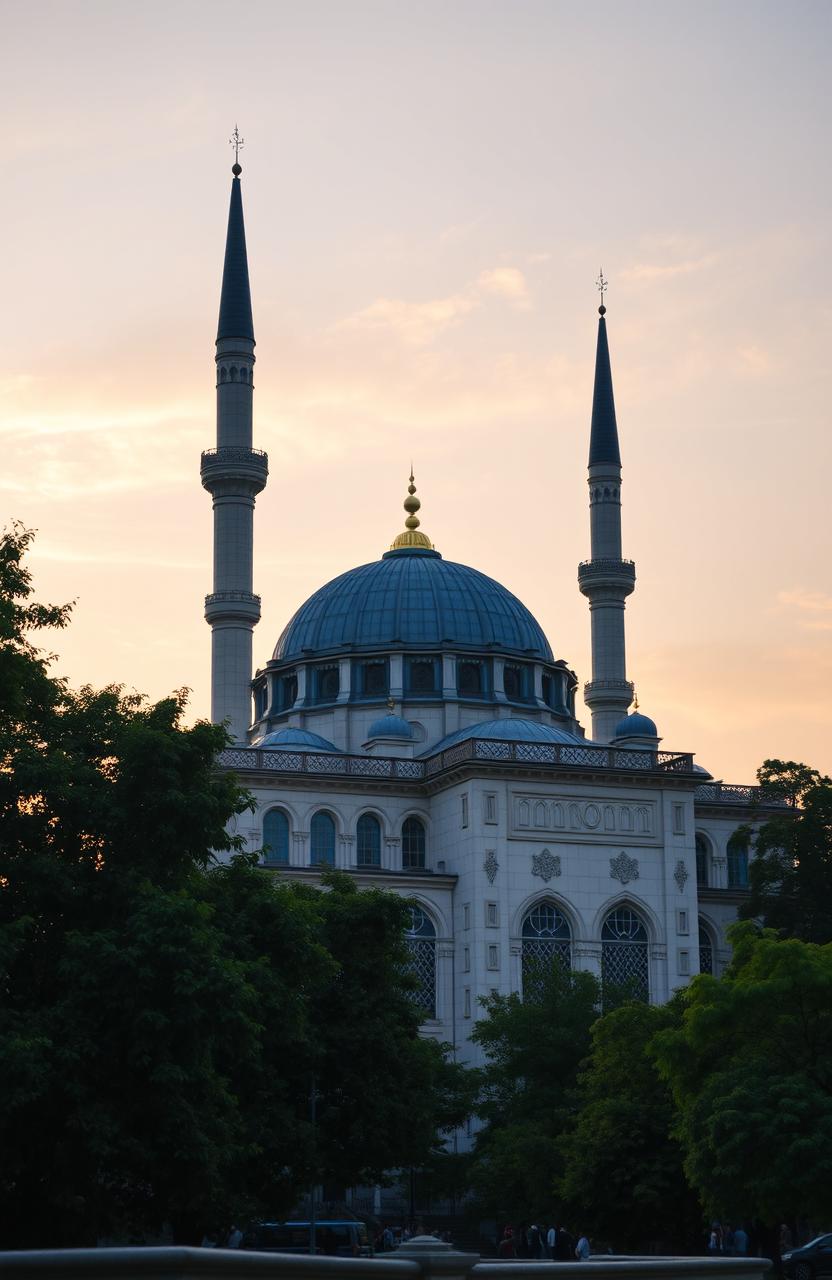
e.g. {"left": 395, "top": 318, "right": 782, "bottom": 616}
{"left": 782, "top": 1235, "right": 832, "bottom": 1280}
{"left": 242, "top": 1219, "right": 370, "bottom": 1257}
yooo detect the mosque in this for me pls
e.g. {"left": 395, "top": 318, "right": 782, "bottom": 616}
{"left": 201, "top": 158, "right": 781, "bottom": 1068}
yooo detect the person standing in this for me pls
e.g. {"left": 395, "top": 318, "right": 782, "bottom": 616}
{"left": 547, "top": 1225, "right": 557, "bottom": 1259}
{"left": 498, "top": 1227, "right": 516, "bottom": 1259}
{"left": 575, "top": 1233, "right": 590, "bottom": 1260}
{"left": 556, "top": 1225, "right": 574, "bottom": 1261}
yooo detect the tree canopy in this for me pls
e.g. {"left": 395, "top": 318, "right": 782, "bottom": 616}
{"left": 0, "top": 525, "right": 469, "bottom": 1247}
{"left": 740, "top": 759, "right": 832, "bottom": 943}
{"left": 558, "top": 999, "right": 700, "bottom": 1252}
{"left": 467, "top": 964, "right": 600, "bottom": 1223}
{"left": 652, "top": 922, "right": 832, "bottom": 1223}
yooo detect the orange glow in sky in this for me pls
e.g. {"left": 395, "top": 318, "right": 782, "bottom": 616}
{"left": 4, "top": 0, "right": 831, "bottom": 783}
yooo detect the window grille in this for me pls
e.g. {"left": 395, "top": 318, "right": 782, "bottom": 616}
{"left": 727, "top": 832, "right": 749, "bottom": 887}
{"left": 601, "top": 907, "right": 649, "bottom": 1001}
{"left": 405, "top": 905, "right": 436, "bottom": 1019}
{"left": 263, "top": 808, "right": 289, "bottom": 864}
{"left": 408, "top": 657, "right": 438, "bottom": 694}
{"left": 310, "top": 811, "right": 335, "bottom": 866}
{"left": 356, "top": 813, "right": 381, "bottom": 866}
{"left": 458, "top": 661, "right": 483, "bottom": 696}
{"left": 699, "top": 922, "right": 714, "bottom": 975}
{"left": 402, "top": 816, "right": 426, "bottom": 869}
{"left": 695, "top": 833, "right": 710, "bottom": 886}
{"left": 361, "top": 661, "right": 387, "bottom": 696}
{"left": 521, "top": 902, "right": 572, "bottom": 995}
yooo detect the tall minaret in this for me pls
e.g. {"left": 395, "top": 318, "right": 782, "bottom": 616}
{"left": 200, "top": 137, "right": 268, "bottom": 742}
{"left": 578, "top": 278, "right": 635, "bottom": 742}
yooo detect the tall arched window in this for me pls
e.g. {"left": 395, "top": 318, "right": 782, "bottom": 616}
{"left": 698, "top": 920, "right": 714, "bottom": 975}
{"left": 402, "top": 816, "right": 426, "bottom": 870}
{"left": 405, "top": 905, "right": 436, "bottom": 1018}
{"left": 357, "top": 813, "right": 381, "bottom": 866}
{"left": 263, "top": 808, "right": 289, "bottom": 864}
{"left": 310, "top": 811, "right": 336, "bottom": 866}
{"left": 601, "top": 906, "right": 649, "bottom": 1002}
{"left": 727, "top": 831, "right": 749, "bottom": 888}
{"left": 522, "top": 902, "right": 572, "bottom": 997}
{"left": 695, "top": 833, "right": 710, "bottom": 887}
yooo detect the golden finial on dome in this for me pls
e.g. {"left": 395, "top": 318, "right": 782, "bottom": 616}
{"left": 389, "top": 468, "right": 435, "bottom": 551}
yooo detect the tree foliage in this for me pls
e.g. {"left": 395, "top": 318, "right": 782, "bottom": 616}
{"left": 0, "top": 525, "right": 469, "bottom": 1247}
{"left": 559, "top": 1000, "right": 700, "bottom": 1252}
{"left": 652, "top": 922, "right": 832, "bottom": 1223}
{"left": 467, "top": 964, "right": 600, "bottom": 1222}
{"left": 739, "top": 759, "right": 832, "bottom": 943}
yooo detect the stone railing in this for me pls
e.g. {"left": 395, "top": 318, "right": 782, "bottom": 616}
{"left": 218, "top": 741, "right": 695, "bottom": 779}
{"left": 0, "top": 1241, "right": 772, "bottom": 1280}
{"left": 694, "top": 782, "right": 796, "bottom": 808}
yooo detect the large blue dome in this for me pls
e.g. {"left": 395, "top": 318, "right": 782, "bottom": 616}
{"left": 273, "top": 547, "right": 553, "bottom": 663}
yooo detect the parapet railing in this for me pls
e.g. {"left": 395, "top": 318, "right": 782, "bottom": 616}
{"left": 0, "top": 1244, "right": 773, "bottom": 1280}
{"left": 217, "top": 740, "right": 696, "bottom": 780}
{"left": 694, "top": 782, "right": 795, "bottom": 808}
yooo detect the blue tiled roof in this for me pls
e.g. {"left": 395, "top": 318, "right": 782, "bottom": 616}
{"left": 257, "top": 727, "right": 341, "bottom": 752}
{"left": 217, "top": 177, "right": 254, "bottom": 342}
{"left": 273, "top": 548, "right": 553, "bottom": 662}
{"left": 425, "top": 718, "right": 588, "bottom": 755}
{"left": 588, "top": 315, "right": 621, "bottom": 467}
{"left": 613, "top": 711, "right": 658, "bottom": 738}
{"left": 367, "top": 713, "right": 413, "bottom": 740}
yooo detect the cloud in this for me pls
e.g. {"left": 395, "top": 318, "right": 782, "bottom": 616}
{"left": 337, "top": 266, "right": 532, "bottom": 346}
{"left": 477, "top": 267, "right": 531, "bottom": 308}
{"left": 777, "top": 589, "right": 832, "bottom": 631}
{"left": 621, "top": 253, "right": 719, "bottom": 282}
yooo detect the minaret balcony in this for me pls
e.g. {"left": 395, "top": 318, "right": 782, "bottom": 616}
{"left": 200, "top": 446, "right": 268, "bottom": 494}
{"left": 204, "top": 589, "right": 262, "bottom": 625}
{"left": 577, "top": 557, "right": 636, "bottom": 595}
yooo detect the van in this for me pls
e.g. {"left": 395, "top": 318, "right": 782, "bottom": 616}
{"left": 242, "top": 1219, "right": 371, "bottom": 1256}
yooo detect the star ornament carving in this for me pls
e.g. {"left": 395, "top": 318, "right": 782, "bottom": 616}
{"left": 674, "top": 860, "right": 689, "bottom": 892}
{"left": 532, "top": 849, "right": 561, "bottom": 882}
{"left": 610, "top": 851, "right": 639, "bottom": 885}
{"left": 484, "top": 850, "right": 499, "bottom": 884}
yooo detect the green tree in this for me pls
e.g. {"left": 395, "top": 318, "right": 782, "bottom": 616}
{"left": 652, "top": 922, "right": 832, "bottom": 1223}
{"left": 0, "top": 526, "right": 471, "bottom": 1246}
{"left": 739, "top": 759, "right": 832, "bottom": 943}
{"left": 467, "top": 964, "right": 600, "bottom": 1223}
{"left": 559, "top": 1000, "right": 700, "bottom": 1252}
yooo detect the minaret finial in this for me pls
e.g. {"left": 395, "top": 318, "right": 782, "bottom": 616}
{"left": 229, "top": 124, "right": 244, "bottom": 175}
{"left": 388, "top": 469, "right": 435, "bottom": 552}
{"left": 596, "top": 267, "right": 608, "bottom": 316}
{"left": 633, "top": 690, "right": 639, "bottom": 711}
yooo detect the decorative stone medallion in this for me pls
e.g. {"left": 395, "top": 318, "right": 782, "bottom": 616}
{"left": 610, "top": 851, "right": 639, "bottom": 885}
{"left": 674, "top": 860, "right": 689, "bottom": 892}
{"left": 532, "top": 848, "right": 562, "bottom": 882}
{"left": 484, "top": 850, "right": 499, "bottom": 884}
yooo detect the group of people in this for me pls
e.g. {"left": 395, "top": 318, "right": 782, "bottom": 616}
{"left": 498, "top": 1223, "right": 590, "bottom": 1260}
{"left": 707, "top": 1222, "right": 751, "bottom": 1256}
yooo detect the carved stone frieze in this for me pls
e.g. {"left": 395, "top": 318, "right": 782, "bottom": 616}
{"left": 531, "top": 848, "right": 562, "bottom": 882}
{"left": 511, "top": 792, "right": 658, "bottom": 842}
{"left": 610, "top": 850, "right": 639, "bottom": 884}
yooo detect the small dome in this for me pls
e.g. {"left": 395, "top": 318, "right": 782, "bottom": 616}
{"left": 257, "top": 727, "right": 341, "bottom": 753}
{"left": 426, "top": 717, "right": 590, "bottom": 755}
{"left": 366, "top": 713, "right": 414, "bottom": 740}
{"left": 613, "top": 711, "right": 658, "bottom": 739}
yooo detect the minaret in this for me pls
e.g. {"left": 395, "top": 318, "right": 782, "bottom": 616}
{"left": 578, "top": 278, "right": 635, "bottom": 741}
{"left": 200, "top": 137, "right": 268, "bottom": 742}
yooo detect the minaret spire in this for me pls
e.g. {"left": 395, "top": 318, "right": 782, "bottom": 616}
{"left": 578, "top": 283, "right": 635, "bottom": 741}
{"left": 200, "top": 145, "right": 268, "bottom": 742}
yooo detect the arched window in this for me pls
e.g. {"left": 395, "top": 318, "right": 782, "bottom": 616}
{"left": 727, "top": 831, "right": 749, "bottom": 888}
{"left": 458, "top": 661, "right": 483, "bottom": 697}
{"left": 698, "top": 920, "right": 714, "bottom": 975}
{"left": 357, "top": 813, "right": 381, "bottom": 866}
{"left": 522, "top": 901, "right": 572, "bottom": 996}
{"left": 402, "top": 816, "right": 426, "bottom": 870}
{"left": 695, "top": 833, "right": 710, "bottom": 887}
{"left": 405, "top": 905, "right": 436, "bottom": 1018}
{"left": 263, "top": 808, "right": 289, "bottom": 864}
{"left": 601, "top": 906, "right": 649, "bottom": 1002}
{"left": 310, "top": 811, "right": 335, "bottom": 866}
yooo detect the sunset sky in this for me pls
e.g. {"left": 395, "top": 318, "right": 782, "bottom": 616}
{"left": 4, "top": 0, "right": 831, "bottom": 783}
